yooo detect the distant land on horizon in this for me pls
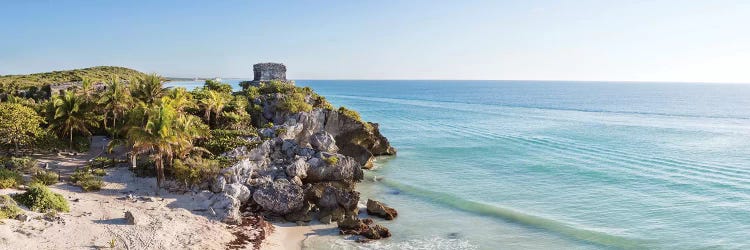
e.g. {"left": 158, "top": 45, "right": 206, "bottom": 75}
{"left": 2, "top": 66, "right": 749, "bottom": 86}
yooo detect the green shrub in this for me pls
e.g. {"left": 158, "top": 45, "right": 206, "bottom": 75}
{"left": 244, "top": 86, "right": 260, "bottom": 99}
{"left": 278, "top": 92, "right": 312, "bottom": 113}
{"left": 92, "top": 168, "right": 106, "bottom": 176}
{"left": 1, "top": 156, "right": 39, "bottom": 173}
{"left": 12, "top": 184, "right": 70, "bottom": 212}
{"left": 324, "top": 156, "right": 339, "bottom": 165}
{"left": 258, "top": 80, "right": 294, "bottom": 94}
{"left": 312, "top": 93, "right": 333, "bottom": 110}
{"left": 338, "top": 106, "right": 372, "bottom": 131}
{"left": 31, "top": 170, "right": 59, "bottom": 185}
{"left": 0, "top": 195, "right": 23, "bottom": 219}
{"left": 70, "top": 168, "right": 103, "bottom": 192}
{"left": 204, "top": 79, "right": 233, "bottom": 94}
{"left": 199, "top": 129, "right": 259, "bottom": 155}
{"left": 171, "top": 156, "right": 222, "bottom": 187}
{"left": 91, "top": 156, "right": 115, "bottom": 168}
{"left": 0, "top": 168, "right": 23, "bottom": 189}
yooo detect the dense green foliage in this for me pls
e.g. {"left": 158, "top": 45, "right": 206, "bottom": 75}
{"left": 279, "top": 92, "right": 313, "bottom": 113}
{"left": 200, "top": 129, "right": 258, "bottom": 155}
{"left": 171, "top": 156, "right": 222, "bottom": 187}
{"left": 0, "top": 103, "right": 45, "bottom": 153}
{"left": 1, "top": 157, "right": 39, "bottom": 173}
{"left": 0, "top": 67, "right": 370, "bottom": 193}
{"left": 0, "top": 195, "right": 23, "bottom": 219}
{"left": 0, "top": 66, "right": 148, "bottom": 90}
{"left": 12, "top": 184, "right": 70, "bottom": 212}
{"left": 50, "top": 90, "right": 100, "bottom": 150}
{"left": 0, "top": 168, "right": 23, "bottom": 189}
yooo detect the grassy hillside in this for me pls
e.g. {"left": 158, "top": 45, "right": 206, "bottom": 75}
{"left": 0, "top": 66, "right": 149, "bottom": 89}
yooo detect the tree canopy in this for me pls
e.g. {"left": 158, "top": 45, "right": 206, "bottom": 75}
{"left": 0, "top": 103, "right": 44, "bottom": 153}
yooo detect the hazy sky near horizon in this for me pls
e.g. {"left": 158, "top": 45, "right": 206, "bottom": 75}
{"left": 2, "top": 0, "right": 749, "bottom": 83}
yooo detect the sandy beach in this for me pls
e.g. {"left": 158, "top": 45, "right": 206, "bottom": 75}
{"left": 0, "top": 137, "right": 334, "bottom": 250}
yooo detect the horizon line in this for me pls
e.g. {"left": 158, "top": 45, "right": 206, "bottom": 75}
{"left": 175, "top": 77, "right": 750, "bottom": 85}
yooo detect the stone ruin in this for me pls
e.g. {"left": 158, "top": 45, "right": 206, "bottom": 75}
{"left": 249, "top": 62, "right": 292, "bottom": 86}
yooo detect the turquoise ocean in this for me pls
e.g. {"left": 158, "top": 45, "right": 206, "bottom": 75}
{"left": 168, "top": 80, "right": 750, "bottom": 249}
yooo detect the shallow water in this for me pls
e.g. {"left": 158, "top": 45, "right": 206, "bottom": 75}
{"left": 169, "top": 80, "right": 750, "bottom": 249}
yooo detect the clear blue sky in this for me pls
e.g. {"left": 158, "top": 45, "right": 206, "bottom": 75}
{"left": 2, "top": 0, "right": 749, "bottom": 82}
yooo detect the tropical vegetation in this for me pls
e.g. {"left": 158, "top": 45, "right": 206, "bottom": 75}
{"left": 0, "top": 67, "right": 354, "bottom": 194}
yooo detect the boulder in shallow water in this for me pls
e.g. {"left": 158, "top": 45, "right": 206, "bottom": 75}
{"left": 337, "top": 215, "right": 391, "bottom": 240}
{"left": 366, "top": 199, "right": 398, "bottom": 220}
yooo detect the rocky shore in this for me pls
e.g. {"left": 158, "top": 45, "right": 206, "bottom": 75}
{"left": 192, "top": 80, "right": 399, "bottom": 243}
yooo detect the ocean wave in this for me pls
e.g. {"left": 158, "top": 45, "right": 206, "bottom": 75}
{"left": 303, "top": 235, "right": 477, "bottom": 250}
{"left": 329, "top": 94, "right": 750, "bottom": 121}
{"left": 368, "top": 173, "right": 647, "bottom": 249}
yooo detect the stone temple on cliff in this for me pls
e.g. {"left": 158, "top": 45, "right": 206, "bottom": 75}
{"left": 251, "top": 63, "right": 291, "bottom": 85}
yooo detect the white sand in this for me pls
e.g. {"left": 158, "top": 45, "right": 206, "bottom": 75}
{"left": 0, "top": 137, "right": 340, "bottom": 250}
{"left": 0, "top": 167, "right": 237, "bottom": 250}
{"left": 264, "top": 222, "right": 338, "bottom": 250}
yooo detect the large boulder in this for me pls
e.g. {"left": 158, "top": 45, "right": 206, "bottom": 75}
{"left": 252, "top": 179, "right": 305, "bottom": 215}
{"left": 306, "top": 183, "right": 359, "bottom": 213}
{"left": 310, "top": 131, "right": 338, "bottom": 153}
{"left": 366, "top": 199, "right": 398, "bottom": 220}
{"left": 209, "top": 193, "right": 242, "bottom": 224}
{"left": 305, "top": 154, "right": 363, "bottom": 183}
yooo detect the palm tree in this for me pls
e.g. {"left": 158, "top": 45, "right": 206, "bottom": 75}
{"left": 128, "top": 102, "right": 178, "bottom": 191}
{"left": 165, "top": 87, "right": 196, "bottom": 113}
{"left": 131, "top": 74, "right": 165, "bottom": 106}
{"left": 99, "top": 76, "right": 131, "bottom": 134}
{"left": 172, "top": 113, "right": 209, "bottom": 159}
{"left": 50, "top": 91, "right": 100, "bottom": 150}
{"left": 199, "top": 90, "right": 228, "bottom": 127}
{"left": 78, "top": 78, "right": 95, "bottom": 101}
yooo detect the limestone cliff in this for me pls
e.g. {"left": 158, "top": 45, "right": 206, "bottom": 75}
{"left": 200, "top": 81, "right": 396, "bottom": 241}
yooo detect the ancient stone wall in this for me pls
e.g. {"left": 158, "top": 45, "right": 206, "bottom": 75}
{"left": 253, "top": 63, "right": 287, "bottom": 82}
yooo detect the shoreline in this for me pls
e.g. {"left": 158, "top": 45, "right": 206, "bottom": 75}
{"left": 264, "top": 222, "right": 339, "bottom": 250}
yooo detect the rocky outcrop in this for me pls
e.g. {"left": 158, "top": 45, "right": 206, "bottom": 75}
{"left": 260, "top": 102, "right": 396, "bottom": 169}
{"left": 252, "top": 179, "right": 305, "bottom": 215}
{"left": 338, "top": 215, "right": 392, "bottom": 240}
{"left": 366, "top": 199, "right": 398, "bottom": 220}
{"left": 202, "top": 78, "right": 396, "bottom": 241}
